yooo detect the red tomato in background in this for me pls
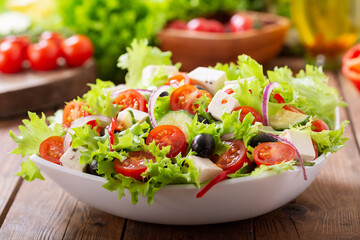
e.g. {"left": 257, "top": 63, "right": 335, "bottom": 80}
{"left": 27, "top": 39, "right": 60, "bottom": 71}
{"left": 0, "top": 40, "right": 23, "bottom": 73}
{"left": 253, "top": 142, "right": 296, "bottom": 166}
{"left": 113, "top": 151, "right": 155, "bottom": 181}
{"left": 146, "top": 125, "right": 187, "bottom": 158}
{"left": 342, "top": 43, "right": 360, "bottom": 91}
{"left": 40, "top": 31, "right": 63, "bottom": 48}
{"left": 39, "top": 136, "right": 64, "bottom": 164}
{"left": 229, "top": 13, "right": 253, "bottom": 32}
{"left": 2, "top": 35, "right": 30, "bottom": 60}
{"left": 62, "top": 101, "right": 90, "bottom": 128}
{"left": 232, "top": 106, "right": 263, "bottom": 125}
{"left": 187, "top": 18, "right": 225, "bottom": 33}
{"left": 113, "top": 89, "right": 148, "bottom": 112}
{"left": 61, "top": 34, "right": 93, "bottom": 67}
{"left": 167, "top": 20, "right": 187, "bottom": 30}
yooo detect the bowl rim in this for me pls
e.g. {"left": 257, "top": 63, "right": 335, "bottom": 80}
{"left": 158, "top": 11, "right": 291, "bottom": 40}
{"left": 31, "top": 107, "right": 340, "bottom": 191}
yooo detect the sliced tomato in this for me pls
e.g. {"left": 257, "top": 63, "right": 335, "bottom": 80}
{"left": 113, "top": 89, "right": 147, "bottom": 112}
{"left": 253, "top": 142, "right": 296, "bottom": 166}
{"left": 108, "top": 117, "right": 118, "bottom": 150}
{"left": 224, "top": 88, "right": 234, "bottom": 95}
{"left": 62, "top": 101, "right": 90, "bottom": 128}
{"left": 232, "top": 106, "right": 263, "bottom": 125}
{"left": 197, "top": 139, "right": 250, "bottom": 198}
{"left": 189, "top": 89, "right": 212, "bottom": 114}
{"left": 214, "top": 140, "right": 251, "bottom": 173}
{"left": 39, "top": 136, "right": 64, "bottom": 164}
{"left": 170, "top": 84, "right": 197, "bottom": 112}
{"left": 167, "top": 72, "right": 190, "bottom": 88}
{"left": 146, "top": 125, "right": 186, "bottom": 158}
{"left": 312, "top": 140, "right": 319, "bottom": 159}
{"left": 113, "top": 151, "right": 155, "bottom": 181}
{"left": 311, "top": 119, "right": 329, "bottom": 132}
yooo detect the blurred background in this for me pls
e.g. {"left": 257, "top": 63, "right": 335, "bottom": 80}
{"left": 0, "top": 0, "right": 301, "bottom": 81}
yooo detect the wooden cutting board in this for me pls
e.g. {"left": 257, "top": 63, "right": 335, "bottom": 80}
{"left": 0, "top": 60, "right": 97, "bottom": 118}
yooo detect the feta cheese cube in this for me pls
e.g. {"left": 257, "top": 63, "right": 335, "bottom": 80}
{"left": 188, "top": 67, "right": 227, "bottom": 95}
{"left": 188, "top": 155, "right": 222, "bottom": 183}
{"left": 207, "top": 91, "right": 239, "bottom": 120}
{"left": 60, "top": 147, "right": 86, "bottom": 172}
{"left": 141, "top": 65, "right": 178, "bottom": 87}
{"left": 280, "top": 130, "right": 316, "bottom": 162}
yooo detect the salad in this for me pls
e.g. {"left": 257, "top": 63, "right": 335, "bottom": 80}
{"left": 10, "top": 39, "right": 348, "bottom": 205}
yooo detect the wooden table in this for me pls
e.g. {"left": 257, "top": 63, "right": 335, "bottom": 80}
{"left": 0, "top": 58, "right": 359, "bottom": 239}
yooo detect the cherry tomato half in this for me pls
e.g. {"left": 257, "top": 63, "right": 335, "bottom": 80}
{"left": 311, "top": 119, "right": 329, "bottom": 132}
{"left": 232, "top": 106, "right": 263, "bottom": 125}
{"left": 113, "top": 151, "right": 155, "bottom": 181}
{"left": 61, "top": 34, "right": 93, "bottom": 67}
{"left": 189, "top": 89, "right": 212, "bottom": 114}
{"left": 229, "top": 13, "right": 253, "bottom": 32}
{"left": 113, "top": 89, "right": 148, "bottom": 112}
{"left": 170, "top": 84, "right": 197, "bottom": 112}
{"left": 39, "top": 136, "right": 64, "bottom": 164}
{"left": 167, "top": 72, "right": 191, "bottom": 88}
{"left": 214, "top": 140, "right": 251, "bottom": 173}
{"left": 62, "top": 101, "right": 91, "bottom": 128}
{"left": 146, "top": 125, "right": 187, "bottom": 158}
{"left": 253, "top": 142, "right": 296, "bottom": 166}
{"left": 0, "top": 40, "right": 23, "bottom": 73}
{"left": 27, "top": 39, "right": 61, "bottom": 71}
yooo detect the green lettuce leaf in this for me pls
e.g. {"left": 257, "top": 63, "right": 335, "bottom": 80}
{"left": 9, "top": 112, "right": 65, "bottom": 157}
{"left": 251, "top": 160, "right": 295, "bottom": 177}
{"left": 15, "top": 158, "right": 45, "bottom": 181}
{"left": 117, "top": 39, "right": 173, "bottom": 88}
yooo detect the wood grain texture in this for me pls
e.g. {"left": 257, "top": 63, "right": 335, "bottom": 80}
{"left": 0, "top": 60, "right": 96, "bottom": 118}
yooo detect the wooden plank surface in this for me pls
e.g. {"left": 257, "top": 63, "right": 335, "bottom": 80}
{"left": 0, "top": 58, "right": 359, "bottom": 239}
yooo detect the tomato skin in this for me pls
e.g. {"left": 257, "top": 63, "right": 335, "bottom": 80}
{"left": 113, "top": 151, "right": 155, "bottom": 181}
{"left": 39, "top": 136, "right": 64, "bottom": 164}
{"left": 253, "top": 142, "right": 296, "bottom": 166}
{"left": 40, "top": 31, "right": 63, "bottom": 48}
{"left": 167, "top": 20, "right": 187, "bottom": 30}
{"left": 311, "top": 119, "right": 329, "bottom": 132}
{"left": 187, "top": 18, "right": 225, "bottom": 33}
{"left": 170, "top": 85, "right": 211, "bottom": 114}
{"left": 214, "top": 140, "right": 251, "bottom": 173}
{"left": 232, "top": 106, "right": 263, "bottom": 125}
{"left": 27, "top": 39, "right": 60, "bottom": 71}
{"left": 146, "top": 125, "right": 187, "bottom": 158}
{"left": 2, "top": 35, "right": 30, "bottom": 60}
{"left": 113, "top": 89, "right": 148, "bottom": 112}
{"left": 0, "top": 40, "right": 23, "bottom": 73}
{"left": 61, "top": 34, "right": 93, "bottom": 67}
{"left": 167, "top": 72, "right": 190, "bottom": 88}
{"left": 342, "top": 58, "right": 360, "bottom": 91}
{"left": 229, "top": 14, "right": 253, "bottom": 32}
{"left": 62, "top": 101, "right": 90, "bottom": 128}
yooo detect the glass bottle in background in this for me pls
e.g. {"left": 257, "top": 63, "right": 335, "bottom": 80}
{"left": 291, "top": 0, "right": 360, "bottom": 69}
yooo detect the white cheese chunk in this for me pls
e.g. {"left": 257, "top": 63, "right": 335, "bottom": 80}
{"left": 116, "top": 108, "right": 149, "bottom": 130}
{"left": 280, "top": 130, "right": 316, "bottom": 162}
{"left": 141, "top": 65, "right": 178, "bottom": 87}
{"left": 188, "top": 155, "right": 222, "bottom": 183}
{"left": 188, "top": 67, "right": 227, "bottom": 95}
{"left": 60, "top": 147, "right": 86, "bottom": 172}
{"left": 207, "top": 91, "right": 239, "bottom": 120}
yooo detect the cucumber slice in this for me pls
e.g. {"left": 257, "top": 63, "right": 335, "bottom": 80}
{"left": 117, "top": 109, "right": 136, "bottom": 130}
{"left": 158, "top": 110, "right": 193, "bottom": 139}
{"left": 269, "top": 108, "right": 308, "bottom": 130}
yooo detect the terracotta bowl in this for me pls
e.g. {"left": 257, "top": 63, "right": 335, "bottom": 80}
{"left": 158, "top": 12, "right": 290, "bottom": 71}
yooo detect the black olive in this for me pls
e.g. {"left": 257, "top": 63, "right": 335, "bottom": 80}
{"left": 249, "top": 133, "right": 278, "bottom": 148}
{"left": 87, "top": 159, "right": 99, "bottom": 176}
{"left": 191, "top": 133, "right": 215, "bottom": 158}
{"left": 159, "top": 91, "right": 169, "bottom": 97}
{"left": 100, "top": 125, "right": 121, "bottom": 136}
{"left": 197, "top": 115, "right": 209, "bottom": 124}
{"left": 194, "top": 85, "right": 205, "bottom": 91}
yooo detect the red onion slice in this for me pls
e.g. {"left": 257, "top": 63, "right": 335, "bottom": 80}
{"left": 262, "top": 82, "right": 280, "bottom": 126}
{"left": 63, "top": 115, "right": 111, "bottom": 152}
{"left": 111, "top": 88, "right": 152, "bottom": 99}
{"left": 268, "top": 133, "right": 307, "bottom": 180}
{"left": 148, "top": 85, "right": 170, "bottom": 128}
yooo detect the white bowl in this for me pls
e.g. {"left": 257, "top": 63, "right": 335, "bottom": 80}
{"left": 30, "top": 108, "right": 340, "bottom": 225}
